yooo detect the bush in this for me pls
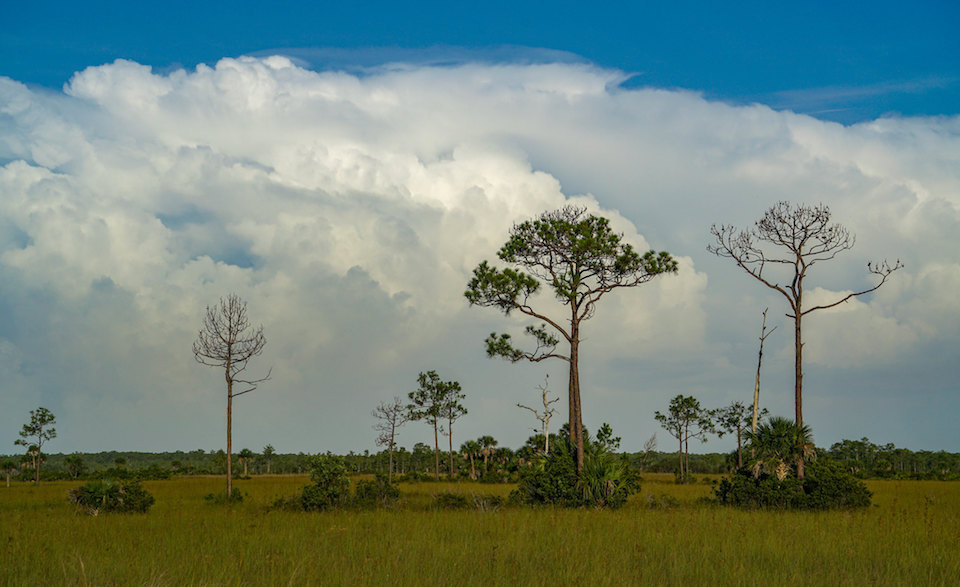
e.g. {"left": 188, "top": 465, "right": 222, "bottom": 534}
{"left": 354, "top": 473, "right": 400, "bottom": 508}
{"left": 69, "top": 480, "right": 155, "bottom": 514}
{"left": 714, "top": 459, "right": 872, "bottom": 510}
{"left": 203, "top": 487, "right": 244, "bottom": 504}
{"left": 273, "top": 453, "right": 351, "bottom": 512}
{"left": 510, "top": 428, "right": 636, "bottom": 509}
{"left": 434, "top": 492, "right": 470, "bottom": 510}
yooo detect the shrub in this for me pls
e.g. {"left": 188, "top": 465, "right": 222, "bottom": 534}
{"left": 714, "top": 459, "right": 871, "bottom": 510}
{"left": 434, "top": 492, "right": 470, "bottom": 510}
{"left": 69, "top": 480, "right": 155, "bottom": 515}
{"left": 203, "top": 487, "right": 244, "bottom": 504}
{"left": 510, "top": 427, "right": 636, "bottom": 509}
{"left": 354, "top": 473, "right": 400, "bottom": 508}
{"left": 272, "top": 453, "right": 351, "bottom": 512}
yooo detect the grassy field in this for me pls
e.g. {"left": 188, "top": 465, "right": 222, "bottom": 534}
{"left": 1, "top": 474, "right": 957, "bottom": 585}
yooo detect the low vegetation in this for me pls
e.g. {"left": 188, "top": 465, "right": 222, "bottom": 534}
{"left": 1, "top": 475, "right": 957, "bottom": 584}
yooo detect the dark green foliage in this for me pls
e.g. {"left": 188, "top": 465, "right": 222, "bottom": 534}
{"left": 69, "top": 480, "right": 155, "bottom": 514}
{"left": 434, "top": 492, "right": 470, "bottom": 510}
{"left": 511, "top": 426, "right": 635, "bottom": 509}
{"left": 272, "top": 453, "right": 351, "bottom": 512}
{"left": 714, "top": 459, "right": 872, "bottom": 510}
{"left": 203, "top": 487, "right": 244, "bottom": 504}
{"left": 354, "top": 473, "right": 400, "bottom": 508}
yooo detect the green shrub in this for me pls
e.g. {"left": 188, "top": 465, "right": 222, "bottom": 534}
{"left": 354, "top": 473, "right": 400, "bottom": 508}
{"left": 434, "top": 492, "right": 470, "bottom": 510}
{"left": 714, "top": 459, "right": 871, "bottom": 510}
{"left": 69, "top": 480, "right": 155, "bottom": 514}
{"left": 272, "top": 453, "right": 351, "bottom": 512}
{"left": 510, "top": 427, "right": 635, "bottom": 509}
{"left": 203, "top": 487, "right": 244, "bottom": 504}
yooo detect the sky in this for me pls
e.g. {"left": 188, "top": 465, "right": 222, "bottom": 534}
{"left": 1, "top": 1, "right": 958, "bottom": 456}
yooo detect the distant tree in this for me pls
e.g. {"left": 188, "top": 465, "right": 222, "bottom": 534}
{"left": 439, "top": 385, "right": 467, "bottom": 480}
{"left": 714, "top": 401, "right": 768, "bottom": 469}
{"left": 466, "top": 205, "right": 677, "bottom": 472}
{"left": 517, "top": 374, "right": 560, "bottom": 455}
{"left": 193, "top": 293, "right": 270, "bottom": 497}
{"left": 639, "top": 434, "right": 657, "bottom": 472}
{"left": 64, "top": 454, "right": 87, "bottom": 479}
{"left": 655, "top": 395, "right": 714, "bottom": 481}
{"left": 262, "top": 444, "right": 276, "bottom": 474}
{"left": 745, "top": 416, "right": 815, "bottom": 481}
{"left": 1, "top": 459, "right": 17, "bottom": 487}
{"left": 114, "top": 457, "right": 126, "bottom": 469}
{"left": 15, "top": 407, "right": 56, "bottom": 485}
{"left": 460, "top": 440, "right": 481, "bottom": 479}
{"left": 372, "top": 396, "right": 411, "bottom": 483}
{"left": 407, "top": 370, "right": 460, "bottom": 480}
{"left": 709, "top": 201, "right": 901, "bottom": 478}
{"left": 477, "top": 435, "right": 498, "bottom": 473}
{"left": 238, "top": 448, "right": 254, "bottom": 477}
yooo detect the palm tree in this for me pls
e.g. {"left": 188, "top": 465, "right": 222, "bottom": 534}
{"left": 460, "top": 440, "right": 481, "bottom": 479}
{"left": 745, "top": 416, "right": 815, "bottom": 481}
{"left": 478, "top": 435, "right": 498, "bottom": 474}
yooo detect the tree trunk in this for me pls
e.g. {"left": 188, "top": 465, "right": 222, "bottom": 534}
{"left": 794, "top": 305, "right": 805, "bottom": 480}
{"left": 388, "top": 441, "right": 395, "bottom": 484}
{"left": 226, "top": 373, "right": 233, "bottom": 497}
{"left": 569, "top": 315, "right": 584, "bottom": 473}
{"left": 433, "top": 423, "right": 440, "bottom": 480}
{"left": 448, "top": 421, "right": 454, "bottom": 480}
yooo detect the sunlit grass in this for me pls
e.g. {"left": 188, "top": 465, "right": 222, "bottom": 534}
{"left": 1, "top": 475, "right": 957, "bottom": 585}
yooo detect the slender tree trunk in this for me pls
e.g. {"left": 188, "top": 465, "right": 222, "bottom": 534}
{"left": 569, "top": 314, "right": 584, "bottom": 473}
{"left": 794, "top": 302, "right": 805, "bottom": 480}
{"left": 469, "top": 454, "right": 476, "bottom": 479}
{"left": 433, "top": 423, "right": 440, "bottom": 480}
{"left": 447, "top": 420, "right": 454, "bottom": 480}
{"left": 226, "top": 369, "right": 233, "bottom": 497}
{"left": 388, "top": 441, "right": 395, "bottom": 484}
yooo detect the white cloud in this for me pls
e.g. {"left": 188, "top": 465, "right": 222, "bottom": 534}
{"left": 0, "top": 56, "right": 957, "bottom": 453}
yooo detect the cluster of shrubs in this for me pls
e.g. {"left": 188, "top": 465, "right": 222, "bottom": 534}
{"left": 714, "top": 458, "right": 872, "bottom": 510}
{"left": 273, "top": 454, "right": 401, "bottom": 511}
{"left": 509, "top": 427, "right": 639, "bottom": 509}
{"left": 68, "top": 480, "right": 155, "bottom": 515}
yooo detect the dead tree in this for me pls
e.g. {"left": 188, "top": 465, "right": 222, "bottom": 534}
{"left": 752, "top": 308, "right": 777, "bottom": 433}
{"left": 372, "top": 396, "right": 410, "bottom": 483}
{"left": 709, "top": 202, "right": 901, "bottom": 478}
{"left": 517, "top": 374, "right": 560, "bottom": 455}
{"left": 193, "top": 294, "right": 270, "bottom": 497}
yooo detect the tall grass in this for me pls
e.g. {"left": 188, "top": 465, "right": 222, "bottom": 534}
{"left": 1, "top": 474, "right": 957, "bottom": 585}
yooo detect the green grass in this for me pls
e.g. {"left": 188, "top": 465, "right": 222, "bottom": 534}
{"left": 1, "top": 474, "right": 957, "bottom": 585}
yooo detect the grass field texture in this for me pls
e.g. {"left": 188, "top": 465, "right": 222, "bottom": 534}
{"left": 2, "top": 474, "right": 957, "bottom": 585}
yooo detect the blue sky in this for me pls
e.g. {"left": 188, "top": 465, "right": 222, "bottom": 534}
{"left": 5, "top": 1, "right": 959, "bottom": 123}
{"left": 1, "top": 1, "right": 958, "bottom": 455}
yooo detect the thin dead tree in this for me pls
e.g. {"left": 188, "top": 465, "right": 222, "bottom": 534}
{"left": 517, "top": 374, "right": 560, "bottom": 455}
{"left": 752, "top": 308, "right": 777, "bottom": 433}
{"left": 193, "top": 294, "right": 270, "bottom": 497}
{"left": 709, "top": 201, "right": 901, "bottom": 478}
{"left": 373, "top": 396, "right": 411, "bottom": 483}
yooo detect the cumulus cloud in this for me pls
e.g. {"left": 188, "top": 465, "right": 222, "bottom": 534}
{"left": 0, "top": 55, "right": 956, "bottom": 453}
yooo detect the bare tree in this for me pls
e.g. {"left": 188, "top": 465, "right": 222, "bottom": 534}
{"left": 517, "top": 374, "right": 560, "bottom": 455}
{"left": 372, "top": 396, "right": 410, "bottom": 483}
{"left": 193, "top": 294, "right": 270, "bottom": 497}
{"left": 752, "top": 308, "right": 777, "bottom": 433}
{"left": 709, "top": 202, "right": 901, "bottom": 478}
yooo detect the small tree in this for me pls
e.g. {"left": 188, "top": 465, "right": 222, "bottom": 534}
{"left": 517, "top": 374, "right": 560, "bottom": 455}
{"left": 655, "top": 395, "right": 714, "bottom": 481}
{"left": 407, "top": 370, "right": 461, "bottom": 480}
{"left": 478, "top": 435, "right": 498, "bottom": 474}
{"left": 460, "top": 440, "right": 481, "bottom": 479}
{"left": 262, "top": 444, "right": 275, "bottom": 474}
{"left": 440, "top": 386, "right": 468, "bottom": 479}
{"left": 193, "top": 294, "right": 270, "bottom": 497}
{"left": 715, "top": 401, "right": 768, "bottom": 469}
{"left": 709, "top": 201, "right": 901, "bottom": 478}
{"left": 466, "top": 205, "right": 677, "bottom": 472}
{"left": 238, "top": 448, "right": 254, "bottom": 477}
{"left": 1, "top": 459, "right": 17, "bottom": 487}
{"left": 372, "top": 396, "right": 411, "bottom": 483}
{"left": 64, "top": 454, "right": 87, "bottom": 479}
{"left": 745, "top": 416, "right": 815, "bottom": 481}
{"left": 15, "top": 407, "right": 56, "bottom": 485}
